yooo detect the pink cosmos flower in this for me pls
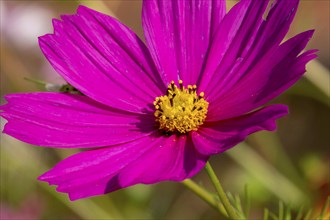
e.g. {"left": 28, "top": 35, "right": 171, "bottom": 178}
{"left": 1, "top": 0, "right": 317, "bottom": 200}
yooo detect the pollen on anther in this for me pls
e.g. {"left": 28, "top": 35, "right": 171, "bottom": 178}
{"left": 153, "top": 80, "right": 209, "bottom": 134}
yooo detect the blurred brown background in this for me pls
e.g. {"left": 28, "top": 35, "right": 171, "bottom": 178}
{"left": 0, "top": 1, "right": 329, "bottom": 219}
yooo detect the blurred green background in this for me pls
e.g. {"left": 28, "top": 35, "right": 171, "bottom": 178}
{"left": 0, "top": 1, "right": 329, "bottom": 219}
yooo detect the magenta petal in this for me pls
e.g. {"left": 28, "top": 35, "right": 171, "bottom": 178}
{"left": 39, "top": 6, "right": 164, "bottom": 113}
{"left": 142, "top": 0, "right": 226, "bottom": 85}
{"left": 118, "top": 134, "right": 207, "bottom": 184}
{"left": 38, "top": 135, "right": 159, "bottom": 200}
{"left": 200, "top": 0, "right": 269, "bottom": 93}
{"left": 191, "top": 105, "right": 288, "bottom": 156}
{"left": 39, "top": 134, "right": 208, "bottom": 200}
{"left": 1, "top": 93, "right": 154, "bottom": 148}
{"left": 199, "top": 0, "right": 263, "bottom": 91}
{"left": 199, "top": 0, "right": 300, "bottom": 94}
{"left": 207, "top": 30, "right": 316, "bottom": 121}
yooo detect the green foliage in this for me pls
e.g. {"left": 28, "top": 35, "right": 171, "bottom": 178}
{"left": 203, "top": 184, "right": 329, "bottom": 220}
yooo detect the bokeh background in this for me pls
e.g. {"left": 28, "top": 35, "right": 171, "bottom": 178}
{"left": 0, "top": 0, "right": 329, "bottom": 219}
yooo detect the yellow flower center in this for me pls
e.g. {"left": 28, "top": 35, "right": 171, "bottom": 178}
{"left": 154, "top": 80, "right": 209, "bottom": 134}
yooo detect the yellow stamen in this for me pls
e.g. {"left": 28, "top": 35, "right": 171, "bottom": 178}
{"left": 153, "top": 81, "right": 209, "bottom": 134}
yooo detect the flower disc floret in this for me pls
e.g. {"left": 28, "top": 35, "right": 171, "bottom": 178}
{"left": 154, "top": 80, "right": 209, "bottom": 134}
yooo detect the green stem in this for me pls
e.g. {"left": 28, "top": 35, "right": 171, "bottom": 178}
{"left": 263, "top": 208, "right": 269, "bottom": 220}
{"left": 319, "top": 196, "right": 330, "bottom": 219}
{"left": 181, "top": 179, "right": 228, "bottom": 217}
{"left": 205, "top": 161, "right": 239, "bottom": 219}
{"left": 244, "top": 185, "right": 251, "bottom": 218}
{"left": 24, "top": 77, "right": 47, "bottom": 86}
